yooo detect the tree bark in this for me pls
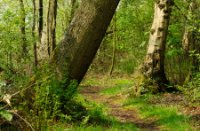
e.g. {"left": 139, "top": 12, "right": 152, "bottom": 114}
{"left": 109, "top": 13, "right": 117, "bottom": 76}
{"left": 32, "top": 0, "right": 38, "bottom": 67}
{"left": 53, "top": 0, "right": 120, "bottom": 84}
{"left": 38, "top": 0, "right": 43, "bottom": 41}
{"left": 19, "top": 0, "right": 27, "bottom": 57}
{"left": 142, "top": 0, "right": 174, "bottom": 90}
{"left": 47, "top": 0, "right": 58, "bottom": 56}
{"left": 182, "top": 0, "right": 200, "bottom": 73}
{"left": 37, "top": 0, "right": 50, "bottom": 61}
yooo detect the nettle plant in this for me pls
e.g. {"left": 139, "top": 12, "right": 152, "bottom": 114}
{"left": 32, "top": 64, "right": 81, "bottom": 127}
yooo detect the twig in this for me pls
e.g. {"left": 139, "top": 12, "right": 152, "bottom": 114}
{"left": 0, "top": 104, "right": 9, "bottom": 110}
{"left": 9, "top": 110, "right": 35, "bottom": 131}
{"left": 0, "top": 82, "right": 35, "bottom": 104}
{"left": 11, "top": 82, "right": 35, "bottom": 98}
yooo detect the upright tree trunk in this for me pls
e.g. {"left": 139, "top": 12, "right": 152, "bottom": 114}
{"left": 182, "top": 0, "right": 200, "bottom": 73}
{"left": 37, "top": 0, "right": 49, "bottom": 61}
{"left": 38, "top": 0, "right": 43, "bottom": 41}
{"left": 19, "top": 0, "right": 27, "bottom": 57}
{"left": 32, "top": 0, "right": 38, "bottom": 67}
{"left": 109, "top": 13, "right": 117, "bottom": 76}
{"left": 47, "top": 0, "right": 58, "bottom": 56}
{"left": 52, "top": 0, "right": 57, "bottom": 51}
{"left": 53, "top": 0, "right": 120, "bottom": 84}
{"left": 142, "top": 0, "right": 174, "bottom": 90}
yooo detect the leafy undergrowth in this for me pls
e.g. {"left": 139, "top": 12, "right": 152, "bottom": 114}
{"left": 45, "top": 93, "right": 138, "bottom": 131}
{"left": 2, "top": 75, "right": 198, "bottom": 130}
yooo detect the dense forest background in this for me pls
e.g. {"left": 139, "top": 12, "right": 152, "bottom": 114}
{"left": 0, "top": 0, "right": 200, "bottom": 130}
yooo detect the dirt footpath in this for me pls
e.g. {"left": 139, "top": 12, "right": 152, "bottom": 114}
{"left": 80, "top": 86, "right": 160, "bottom": 131}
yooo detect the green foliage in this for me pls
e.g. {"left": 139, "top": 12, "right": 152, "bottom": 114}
{"left": 91, "top": 0, "right": 154, "bottom": 74}
{"left": 190, "top": 50, "right": 200, "bottom": 65}
{"left": 0, "top": 0, "right": 200, "bottom": 130}
{"left": 18, "top": 64, "right": 84, "bottom": 130}
{"left": 64, "top": 94, "right": 138, "bottom": 131}
{"left": 0, "top": 0, "right": 33, "bottom": 64}
{"left": 117, "top": 59, "right": 136, "bottom": 74}
{"left": 68, "top": 123, "right": 137, "bottom": 131}
{"left": 72, "top": 94, "right": 109, "bottom": 125}
{"left": 182, "top": 73, "right": 200, "bottom": 103}
{"left": 0, "top": 110, "right": 13, "bottom": 122}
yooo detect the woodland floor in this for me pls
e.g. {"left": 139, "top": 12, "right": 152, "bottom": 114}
{"left": 80, "top": 86, "right": 159, "bottom": 130}
{"left": 79, "top": 76, "right": 200, "bottom": 131}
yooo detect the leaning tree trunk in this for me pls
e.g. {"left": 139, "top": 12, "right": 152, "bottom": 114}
{"left": 53, "top": 0, "right": 120, "bottom": 84}
{"left": 142, "top": 0, "right": 174, "bottom": 91}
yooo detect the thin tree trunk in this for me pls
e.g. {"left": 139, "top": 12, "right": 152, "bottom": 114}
{"left": 182, "top": 1, "right": 196, "bottom": 55}
{"left": 52, "top": 0, "right": 57, "bottom": 51}
{"left": 47, "top": 1, "right": 50, "bottom": 56}
{"left": 19, "top": 0, "right": 27, "bottom": 57}
{"left": 109, "top": 13, "right": 117, "bottom": 76}
{"left": 32, "top": 0, "right": 38, "bottom": 67}
{"left": 38, "top": 0, "right": 43, "bottom": 41}
{"left": 37, "top": 0, "right": 49, "bottom": 61}
{"left": 182, "top": 0, "right": 200, "bottom": 74}
{"left": 142, "top": 0, "right": 174, "bottom": 91}
{"left": 53, "top": 0, "right": 120, "bottom": 84}
{"left": 47, "top": 0, "right": 57, "bottom": 56}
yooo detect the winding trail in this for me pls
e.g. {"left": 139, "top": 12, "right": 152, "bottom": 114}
{"left": 80, "top": 86, "right": 160, "bottom": 131}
